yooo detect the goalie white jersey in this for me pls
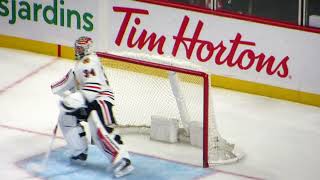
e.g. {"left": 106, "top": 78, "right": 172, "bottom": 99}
{"left": 51, "top": 54, "right": 114, "bottom": 104}
{"left": 51, "top": 36, "right": 133, "bottom": 178}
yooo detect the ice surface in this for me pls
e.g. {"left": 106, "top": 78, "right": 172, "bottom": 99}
{"left": 0, "top": 47, "right": 320, "bottom": 180}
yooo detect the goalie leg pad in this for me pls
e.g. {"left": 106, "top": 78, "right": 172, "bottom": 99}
{"left": 58, "top": 112, "right": 88, "bottom": 157}
{"left": 87, "top": 111, "right": 130, "bottom": 164}
{"left": 113, "top": 158, "right": 134, "bottom": 178}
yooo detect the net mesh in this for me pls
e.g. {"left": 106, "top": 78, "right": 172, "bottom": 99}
{"left": 98, "top": 52, "right": 243, "bottom": 166}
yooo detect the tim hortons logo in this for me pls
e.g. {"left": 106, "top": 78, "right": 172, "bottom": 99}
{"left": 113, "top": 6, "right": 290, "bottom": 78}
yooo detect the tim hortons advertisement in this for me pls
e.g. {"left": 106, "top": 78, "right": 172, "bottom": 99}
{"left": 105, "top": 0, "right": 320, "bottom": 95}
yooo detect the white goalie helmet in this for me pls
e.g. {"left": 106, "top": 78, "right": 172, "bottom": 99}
{"left": 74, "top": 36, "right": 93, "bottom": 60}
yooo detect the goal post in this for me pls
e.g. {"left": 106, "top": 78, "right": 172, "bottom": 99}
{"left": 96, "top": 52, "right": 243, "bottom": 167}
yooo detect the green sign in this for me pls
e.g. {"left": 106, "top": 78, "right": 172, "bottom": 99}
{"left": 0, "top": 0, "right": 94, "bottom": 31}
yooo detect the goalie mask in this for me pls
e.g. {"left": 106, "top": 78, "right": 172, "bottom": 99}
{"left": 75, "top": 36, "right": 93, "bottom": 60}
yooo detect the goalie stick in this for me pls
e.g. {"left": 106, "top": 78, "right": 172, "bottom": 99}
{"left": 30, "top": 123, "right": 58, "bottom": 172}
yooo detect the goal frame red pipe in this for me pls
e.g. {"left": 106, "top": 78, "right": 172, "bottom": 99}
{"left": 97, "top": 52, "right": 210, "bottom": 168}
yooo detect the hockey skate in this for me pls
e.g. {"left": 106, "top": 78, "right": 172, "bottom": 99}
{"left": 113, "top": 158, "right": 134, "bottom": 178}
{"left": 70, "top": 153, "right": 87, "bottom": 165}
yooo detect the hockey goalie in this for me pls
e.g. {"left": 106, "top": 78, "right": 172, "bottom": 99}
{"left": 50, "top": 36, "right": 134, "bottom": 178}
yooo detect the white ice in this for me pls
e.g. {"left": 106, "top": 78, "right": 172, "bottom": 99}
{"left": 0, "top": 47, "right": 320, "bottom": 180}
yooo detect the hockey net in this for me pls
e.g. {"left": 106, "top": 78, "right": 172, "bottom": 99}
{"left": 97, "top": 52, "right": 243, "bottom": 167}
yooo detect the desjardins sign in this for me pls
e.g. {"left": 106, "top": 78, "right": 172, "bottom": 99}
{"left": 0, "top": 0, "right": 94, "bottom": 32}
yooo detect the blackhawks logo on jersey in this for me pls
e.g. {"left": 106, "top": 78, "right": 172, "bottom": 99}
{"left": 83, "top": 58, "right": 90, "bottom": 64}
